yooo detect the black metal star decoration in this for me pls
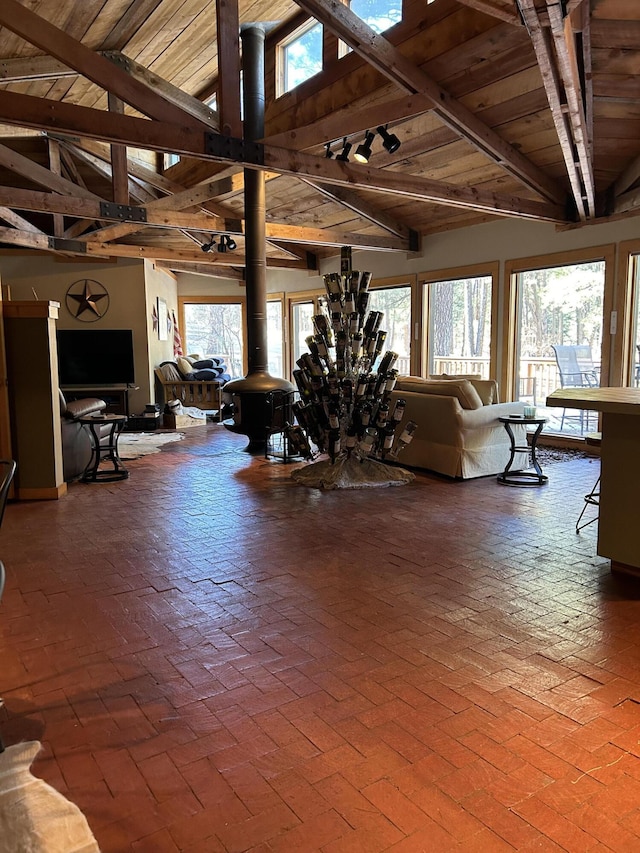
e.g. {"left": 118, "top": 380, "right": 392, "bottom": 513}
{"left": 65, "top": 279, "right": 110, "bottom": 321}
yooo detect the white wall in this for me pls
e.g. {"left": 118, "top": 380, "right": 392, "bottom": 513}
{"left": 0, "top": 255, "right": 178, "bottom": 413}
{"left": 176, "top": 215, "right": 640, "bottom": 297}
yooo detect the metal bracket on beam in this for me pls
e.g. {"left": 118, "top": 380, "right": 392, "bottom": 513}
{"left": 408, "top": 229, "right": 420, "bottom": 253}
{"left": 99, "top": 202, "right": 147, "bottom": 222}
{"left": 48, "top": 237, "right": 87, "bottom": 253}
{"left": 205, "top": 133, "right": 264, "bottom": 166}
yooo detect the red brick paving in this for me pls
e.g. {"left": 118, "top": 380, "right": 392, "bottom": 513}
{"left": 0, "top": 427, "right": 635, "bottom": 851}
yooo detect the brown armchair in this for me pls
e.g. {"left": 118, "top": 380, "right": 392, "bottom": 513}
{"left": 59, "top": 391, "right": 108, "bottom": 481}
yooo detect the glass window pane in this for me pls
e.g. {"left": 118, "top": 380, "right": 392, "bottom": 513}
{"left": 267, "top": 299, "right": 284, "bottom": 378}
{"left": 283, "top": 23, "right": 322, "bottom": 93}
{"left": 350, "top": 0, "right": 402, "bottom": 32}
{"left": 426, "top": 276, "right": 492, "bottom": 378}
{"left": 515, "top": 261, "right": 604, "bottom": 435}
{"left": 292, "top": 302, "right": 315, "bottom": 366}
{"left": 183, "top": 302, "right": 244, "bottom": 378}
{"left": 367, "top": 285, "right": 412, "bottom": 374}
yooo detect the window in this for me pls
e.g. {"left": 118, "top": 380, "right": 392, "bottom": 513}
{"left": 348, "top": 0, "right": 402, "bottom": 32}
{"left": 367, "top": 282, "right": 412, "bottom": 375}
{"left": 280, "top": 20, "right": 323, "bottom": 94}
{"left": 180, "top": 299, "right": 245, "bottom": 379}
{"left": 267, "top": 297, "right": 285, "bottom": 378}
{"left": 421, "top": 264, "right": 497, "bottom": 380}
{"left": 339, "top": 0, "right": 402, "bottom": 56}
{"left": 424, "top": 275, "right": 493, "bottom": 379}
{"left": 163, "top": 152, "right": 180, "bottom": 170}
{"left": 513, "top": 260, "right": 605, "bottom": 435}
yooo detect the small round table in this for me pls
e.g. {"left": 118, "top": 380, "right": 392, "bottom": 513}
{"left": 79, "top": 414, "right": 129, "bottom": 483}
{"left": 497, "top": 415, "right": 548, "bottom": 486}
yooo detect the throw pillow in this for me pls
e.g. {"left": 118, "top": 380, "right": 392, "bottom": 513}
{"left": 396, "top": 377, "right": 483, "bottom": 409}
{"left": 177, "top": 356, "right": 194, "bottom": 377}
{"left": 160, "top": 363, "right": 183, "bottom": 382}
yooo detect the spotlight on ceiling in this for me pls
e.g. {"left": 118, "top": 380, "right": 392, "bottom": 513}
{"left": 325, "top": 141, "right": 334, "bottom": 159}
{"left": 377, "top": 124, "right": 401, "bottom": 154}
{"left": 218, "top": 234, "right": 237, "bottom": 253}
{"left": 335, "top": 137, "right": 352, "bottom": 162}
{"left": 354, "top": 130, "right": 375, "bottom": 164}
{"left": 201, "top": 237, "right": 216, "bottom": 252}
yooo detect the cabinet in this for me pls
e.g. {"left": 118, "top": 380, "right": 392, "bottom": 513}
{"left": 61, "top": 385, "right": 129, "bottom": 416}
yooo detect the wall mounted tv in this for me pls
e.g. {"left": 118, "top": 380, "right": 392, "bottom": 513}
{"left": 57, "top": 329, "right": 135, "bottom": 386}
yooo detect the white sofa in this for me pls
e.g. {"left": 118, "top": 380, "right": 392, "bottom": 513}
{"left": 388, "top": 375, "right": 528, "bottom": 479}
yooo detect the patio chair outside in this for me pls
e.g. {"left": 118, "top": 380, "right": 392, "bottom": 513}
{"left": 551, "top": 345, "right": 599, "bottom": 433}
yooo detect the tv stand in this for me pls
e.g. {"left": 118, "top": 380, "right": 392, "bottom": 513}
{"left": 61, "top": 385, "right": 130, "bottom": 416}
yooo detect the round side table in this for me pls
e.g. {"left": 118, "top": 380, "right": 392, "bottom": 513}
{"left": 497, "top": 415, "right": 548, "bottom": 486}
{"left": 79, "top": 414, "right": 129, "bottom": 483}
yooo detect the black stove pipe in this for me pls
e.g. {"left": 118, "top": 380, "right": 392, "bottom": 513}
{"left": 224, "top": 24, "right": 293, "bottom": 447}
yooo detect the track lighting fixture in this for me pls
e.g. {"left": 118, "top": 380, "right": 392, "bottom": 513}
{"left": 354, "top": 129, "right": 375, "bottom": 164}
{"left": 201, "top": 237, "right": 216, "bottom": 252}
{"left": 335, "top": 137, "right": 352, "bottom": 162}
{"left": 377, "top": 124, "right": 401, "bottom": 154}
{"left": 325, "top": 141, "right": 334, "bottom": 159}
{"left": 217, "top": 234, "right": 237, "bottom": 253}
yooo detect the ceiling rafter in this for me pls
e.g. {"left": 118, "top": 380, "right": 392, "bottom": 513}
{"left": 0, "top": 89, "right": 566, "bottom": 223}
{"left": 294, "top": 0, "right": 563, "bottom": 204}
{"left": 0, "top": 0, "right": 213, "bottom": 130}
{"left": 453, "top": 0, "right": 523, "bottom": 27}
{"left": 516, "top": 0, "right": 594, "bottom": 220}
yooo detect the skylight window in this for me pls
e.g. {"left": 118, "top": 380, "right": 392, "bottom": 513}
{"left": 280, "top": 20, "right": 323, "bottom": 94}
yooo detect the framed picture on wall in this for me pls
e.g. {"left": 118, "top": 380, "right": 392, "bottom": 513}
{"left": 157, "top": 297, "right": 168, "bottom": 340}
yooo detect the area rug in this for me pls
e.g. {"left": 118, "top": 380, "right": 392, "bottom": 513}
{"left": 0, "top": 741, "right": 100, "bottom": 852}
{"left": 118, "top": 431, "right": 184, "bottom": 459}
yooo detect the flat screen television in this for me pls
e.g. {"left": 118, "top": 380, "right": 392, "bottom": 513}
{"left": 57, "top": 329, "right": 135, "bottom": 386}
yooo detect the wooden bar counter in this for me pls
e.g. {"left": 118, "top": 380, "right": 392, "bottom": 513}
{"left": 547, "top": 388, "right": 640, "bottom": 576}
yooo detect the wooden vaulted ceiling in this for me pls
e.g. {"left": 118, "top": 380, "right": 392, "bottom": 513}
{"left": 0, "top": 0, "right": 638, "bottom": 278}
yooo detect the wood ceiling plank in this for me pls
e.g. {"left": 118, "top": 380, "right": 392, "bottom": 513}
{"left": 293, "top": 0, "right": 562, "bottom": 204}
{"left": 0, "top": 0, "right": 213, "bottom": 129}
{"left": 454, "top": 0, "right": 522, "bottom": 26}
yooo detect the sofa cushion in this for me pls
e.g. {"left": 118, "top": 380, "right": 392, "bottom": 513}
{"left": 429, "top": 374, "right": 498, "bottom": 405}
{"left": 396, "top": 376, "right": 483, "bottom": 410}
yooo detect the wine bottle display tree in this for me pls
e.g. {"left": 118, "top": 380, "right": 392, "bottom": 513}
{"left": 291, "top": 248, "right": 416, "bottom": 490}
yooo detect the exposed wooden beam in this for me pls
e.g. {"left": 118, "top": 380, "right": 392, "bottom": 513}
{"left": 613, "top": 155, "right": 640, "bottom": 200}
{"left": 0, "top": 207, "right": 43, "bottom": 233}
{"left": 0, "top": 0, "right": 212, "bottom": 130}
{"left": 107, "top": 93, "right": 129, "bottom": 206}
{"left": 453, "top": 0, "right": 523, "bottom": 26}
{"left": 84, "top": 242, "right": 310, "bottom": 267}
{"left": 0, "top": 55, "right": 74, "bottom": 82}
{"left": 0, "top": 141, "right": 102, "bottom": 200}
{"left": 215, "top": 0, "right": 242, "bottom": 137}
{"left": 515, "top": 0, "right": 590, "bottom": 220}
{"left": 156, "top": 261, "right": 245, "bottom": 281}
{"left": 57, "top": 141, "right": 158, "bottom": 204}
{"left": 0, "top": 90, "right": 566, "bottom": 223}
{"left": 294, "top": 0, "right": 563, "bottom": 204}
{"left": 47, "top": 138, "right": 64, "bottom": 237}
{"left": 544, "top": 0, "right": 595, "bottom": 216}
{"left": 103, "top": 51, "right": 220, "bottom": 132}
{"left": 300, "top": 179, "right": 414, "bottom": 240}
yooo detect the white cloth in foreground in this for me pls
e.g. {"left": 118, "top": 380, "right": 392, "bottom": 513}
{"left": 0, "top": 741, "right": 100, "bottom": 853}
{"left": 292, "top": 455, "right": 415, "bottom": 489}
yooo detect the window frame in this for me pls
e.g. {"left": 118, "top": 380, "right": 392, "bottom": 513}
{"left": 503, "top": 245, "right": 616, "bottom": 403}
{"left": 178, "top": 295, "right": 248, "bottom": 376}
{"left": 277, "top": 17, "right": 324, "bottom": 96}
{"left": 419, "top": 262, "right": 499, "bottom": 383}
{"left": 368, "top": 274, "right": 418, "bottom": 376}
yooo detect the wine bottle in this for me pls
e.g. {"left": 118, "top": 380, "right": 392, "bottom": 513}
{"left": 392, "top": 398, "right": 406, "bottom": 422}
{"left": 385, "top": 369, "right": 399, "bottom": 394}
{"left": 328, "top": 429, "right": 341, "bottom": 463}
{"left": 382, "top": 424, "right": 395, "bottom": 456}
{"left": 345, "top": 427, "right": 357, "bottom": 457}
{"left": 377, "top": 350, "right": 398, "bottom": 376}
{"left": 376, "top": 403, "right": 389, "bottom": 427}
{"left": 394, "top": 420, "right": 418, "bottom": 456}
{"left": 360, "top": 403, "right": 372, "bottom": 428}
{"left": 360, "top": 426, "right": 377, "bottom": 455}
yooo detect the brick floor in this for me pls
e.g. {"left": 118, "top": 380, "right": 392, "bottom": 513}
{"left": 1, "top": 425, "right": 634, "bottom": 851}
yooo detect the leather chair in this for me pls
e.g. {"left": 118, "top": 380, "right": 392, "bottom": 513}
{"left": 59, "top": 391, "right": 108, "bottom": 481}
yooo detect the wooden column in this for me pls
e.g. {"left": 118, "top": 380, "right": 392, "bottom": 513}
{"left": 4, "top": 301, "right": 67, "bottom": 499}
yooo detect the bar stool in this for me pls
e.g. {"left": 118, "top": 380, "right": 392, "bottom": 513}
{"left": 576, "top": 432, "right": 601, "bottom": 533}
